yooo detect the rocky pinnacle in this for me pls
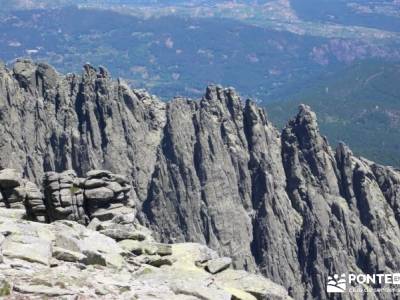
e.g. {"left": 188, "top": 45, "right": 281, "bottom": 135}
{"left": 1, "top": 59, "right": 400, "bottom": 299}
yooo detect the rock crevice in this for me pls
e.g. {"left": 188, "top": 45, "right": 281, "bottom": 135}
{"left": 1, "top": 60, "right": 400, "bottom": 299}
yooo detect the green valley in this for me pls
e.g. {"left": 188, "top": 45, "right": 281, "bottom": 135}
{"left": 266, "top": 60, "right": 400, "bottom": 166}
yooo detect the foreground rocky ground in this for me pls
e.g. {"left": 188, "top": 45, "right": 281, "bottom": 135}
{"left": 0, "top": 169, "right": 290, "bottom": 300}
{"left": 0, "top": 207, "right": 291, "bottom": 300}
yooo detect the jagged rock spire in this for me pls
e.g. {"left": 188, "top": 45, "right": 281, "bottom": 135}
{"left": 1, "top": 61, "right": 400, "bottom": 299}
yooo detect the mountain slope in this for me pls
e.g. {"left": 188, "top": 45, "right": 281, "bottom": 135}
{"left": 1, "top": 60, "right": 400, "bottom": 299}
{"left": 266, "top": 60, "right": 400, "bottom": 167}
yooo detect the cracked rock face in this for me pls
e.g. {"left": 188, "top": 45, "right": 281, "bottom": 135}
{"left": 0, "top": 60, "right": 400, "bottom": 299}
{"left": 0, "top": 168, "right": 135, "bottom": 225}
{"left": 43, "top": 169, "right": 134, "bottom": 224}
{"left": 0, "top": 169, "right": 44, "bottom": 217}
{"left": 0, "top": 209, "right": 293, "bottom": 299}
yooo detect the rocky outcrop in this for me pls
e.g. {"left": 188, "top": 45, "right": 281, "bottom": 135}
{"left": 42, "top": 170, "right": 86, "bottom": 223}
{"left": 0, "top": 168, "right": 44, "bottom": 219}
{"left": 280, "top": 106, "right": 400, "bottom": 299}
{"left": 0, "top": 168, "right": 135, "bottom": 225}
{"left": 1, "top": 60, "right": 400, "bottom": 299}
{"left": 0, "top": 209, "right": 291, "bottom": 299}
{"left": 43, "top": 169, "right": 134, "bottom": 223}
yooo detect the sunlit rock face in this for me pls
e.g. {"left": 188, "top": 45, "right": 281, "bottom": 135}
{"left": 1, "top": 60, "right": 400, "bottom": 299}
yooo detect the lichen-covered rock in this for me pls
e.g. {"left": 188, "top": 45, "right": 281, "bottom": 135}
{"left": 52, "top": 246, "right": 86, "bottom": 262}
{"left": 0, "top": 210, "right": 291, "bottom": 300}
{"left": 215, "top": 269, "right": 291, "bottom": 300}
{"left": 0, "top": 276, "right": 11, "bottom": 297}
{"left": 2, "top": 235, "right": 52, "bottom": 265}
{"left": 205, "top": 257, "right": 232, "bottom": 274}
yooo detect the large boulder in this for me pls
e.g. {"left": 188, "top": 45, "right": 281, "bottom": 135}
{"left": 2, "top": 236, "right": 52, "bottom": 265}
{"left": 43, "top": 170, "right": 136, "bottom": 224}
{"left": 0, "top": 171, "right": 44, "bottom": 220}
{"left": 84, "top": 187, "right": 114, "bottom": 201}
{"left": 205, "top": 257, "right": 232, "bottom": 274}
{"left": 216, "top": 269, "right": 292, "bottom": 300}
{"left": 43, "top": 170, "right": 87, "bottom": 223}
{"left": 0, "top": 169, "right": 22, "bottom": 189}
{"left": 0, "top": 218, "right": 53, "bottom": 265}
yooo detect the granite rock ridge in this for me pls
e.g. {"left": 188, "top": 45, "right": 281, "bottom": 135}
{"left": 0, "top": 168, "right": 135, "bottom": 224}
{"left": 1, "top": 59, "right": 400, "bottom": 299}
{"left": 0, "top": 175, "right": 290, "bottom": 299}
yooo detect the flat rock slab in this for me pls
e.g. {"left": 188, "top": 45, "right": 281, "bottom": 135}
{"left": 215, "top": 269, "right": 291, "bottom": 300}
{"left": 0, "top": 208, "right": 26, "bottom": 220}
{"left": 84, "top": 179, "right": 106, "bottom": 189}
{"left": 119, "top": 240, "right": 172, "bottom": 256}
{"left": 84, "top": 187, "right": 114, "bottom": 201}
{"left": 86, "top": 170, "right": 111, "bottom": 179}
{"left": 0, "top": 169, "right": 21, "bottom": 189}
{"left": 52, "top": 247, "right": 86, "bottom": 262}
{"left": 14, "top": 284, "right": 75, "bottom": 296}
{"left": 2, "top": 238, "right": 51, "bottom": 265}
{"left": 100, "top": 228, "right": 147, "bottom": 241}
{"left": 205, "top": 257, "right": 232, "bottom": 274}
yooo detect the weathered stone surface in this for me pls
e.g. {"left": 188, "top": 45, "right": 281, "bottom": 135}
{"left": 1, "top": 230, "right": 52, "bottom": 265}
{"left": 83, "top": 179, "right": 106, "bottom": 189}
{"left": 90, "top": 205, "right": 132, "bottom": 221}
{"left": 99, "top": 227, "right": 147, "bottom": 241}
{"left": 0, "top": 214, "right": 291, "bottom": 300}
{"left": 170, "top": 243, "right": 219, "bottom": 268}
{"left": 0, "top": 169, "right": 21, "bottom": 189}
{"left": 54, "top": 231, "right": 81, "bottom": 253}
{"left": 24, "top": 180, "right": 45, "bottom": 221}
{"left": 205, "top": 257, "right": 232, "bottom": 274}
{"left": 119, "top": 240, "right": 172, "bottom": 256}
{"left": 146, "top": 255, "right": 174, "bottom": 267}
{"left": 52, "top": 220, "right": 125, "bottom": 268}
{"left": 154, "top": 243, "right": 173, "bottom": 256}
{"left": 87, "top": 217, "right": 101, "bottom": 230}
{"left": 0, "top": 170, "right": 43, "bottom": 215}
{"left": 0, "top": 208, "right": 26, "bottom": 220}
{"left": 52, "top": 246, "right": 86, "bottom": 262}
{"left": 41, "top": 170, "right": 135, "bottom": 223}
{"left": 0, "top": 61, "right": 400, "bottom": 299}
{"left": 81, "top": 250, "right": 107, "bottom": 266}
{"left": 86, "top": 170, "right": 112, "bottom": 179}
{"left": 118, "top": 239, "right": 144, "bottom": 254}
{"left": 0, "top": 276, "right": 11, "bottom": 297}
{"left": 84, "top": 187, "right": 114, "bottom": 201}
{"left": 216, "top": 269, "right": 291, "bottom": 300}
{"left": 13, "top": 284, "right": 75, "bottom": 296}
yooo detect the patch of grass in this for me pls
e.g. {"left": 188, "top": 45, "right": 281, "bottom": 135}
{"left": 0, "top": 280, "right": 11, "bottom": 296}
{"left": 69, "top": 185, "right": 80, "bottom": 194}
